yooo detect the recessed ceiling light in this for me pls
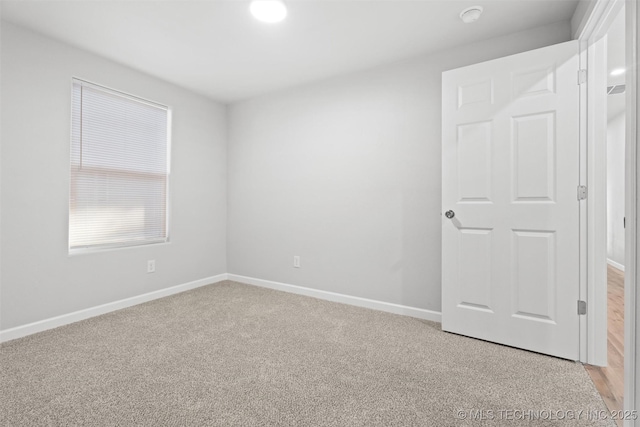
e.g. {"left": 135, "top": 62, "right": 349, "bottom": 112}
{"left": 610, "top": 68, "right": 626, "bottom": 76}
{"left": 250, "top": 0, "right": 287, "bottom": 23}
{"left": 460, "top": 6, "right": 483, "bottom": 24}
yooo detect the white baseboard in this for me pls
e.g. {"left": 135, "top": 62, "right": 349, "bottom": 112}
{"left": 227, "top": 274, "right": 442, "bottom": 323}
{"left": 1, "top": 273, "right": 442, "bottom": 343}
{"left": 607, "top": 258, "right": 625, "bottom": 272}
{"left": 0, "top": 274, "right": 228, "bottom": 343}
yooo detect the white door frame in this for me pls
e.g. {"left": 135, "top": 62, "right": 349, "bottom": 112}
{"left": 625, "top": 0, "right": 639, "bottom": 423}
{"left": 576, "top": 0, "right": 637, "bottom": 424}
{"left": 576, "top": 0, "right": 623, "bottom": 368}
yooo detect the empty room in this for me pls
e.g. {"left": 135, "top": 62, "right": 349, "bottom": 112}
{"left": 1, "top": 0, "right": 639, "bottom": 426}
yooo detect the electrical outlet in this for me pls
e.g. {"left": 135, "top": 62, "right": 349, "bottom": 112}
{"left": 293, "top": 256, "right": 300, "bottom": 268}
{"left": 147, "top": 260, "right": 156, "bottom": 273}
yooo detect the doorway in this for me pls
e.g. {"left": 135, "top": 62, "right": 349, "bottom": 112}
{"left": 583, "top": 5, "right": 626, "bottom": 424}
{"left": 440, "top": 1, "right": 638, "bottom": 420}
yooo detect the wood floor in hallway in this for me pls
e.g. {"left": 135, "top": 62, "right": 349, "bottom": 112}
{"left": 584, "top": 264, "right": 624, "bottom": 427}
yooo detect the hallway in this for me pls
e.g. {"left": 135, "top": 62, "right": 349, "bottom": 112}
{"left": 585, "top": 264, "right": 624, "bottom": 426}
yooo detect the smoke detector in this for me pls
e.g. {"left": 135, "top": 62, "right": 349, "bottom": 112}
{"left": 460, "top": 6, "right": 483, "bottom": 24}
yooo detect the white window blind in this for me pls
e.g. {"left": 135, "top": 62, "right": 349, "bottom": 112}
{"left": 70, "top": 79, "right": 170, "bottom": 251}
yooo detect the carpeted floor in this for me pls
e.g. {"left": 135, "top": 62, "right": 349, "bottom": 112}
{"left": 1, "top": 281, "right": 614, "bottom": 426}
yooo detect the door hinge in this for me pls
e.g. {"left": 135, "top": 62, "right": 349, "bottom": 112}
{"left": 578, "top": 300, "right": 587, "bottom": 315}
{"left": 577, "top": 185, "right": 587, "bottom": 200}
{"left": 578, "top": 69, "right": 587, "bottom": 85}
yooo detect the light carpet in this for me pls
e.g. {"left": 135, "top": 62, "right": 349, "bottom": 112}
{"left": 1, "top": 281, "right": 613, "bottom": 426}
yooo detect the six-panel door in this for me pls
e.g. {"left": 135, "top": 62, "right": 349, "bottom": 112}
{"left": 441, "top": 40, "right": 580, "bottom": 360}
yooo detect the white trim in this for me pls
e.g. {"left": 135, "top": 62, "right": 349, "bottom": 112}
{"left": 607, "top": 258, "right": 626, "bottom": 272}
{"left": 573, "top": 0, "right": 623, "bottom": 41}
{"left": 0, "top": 273, "right": 442, "bottom": 343}
{"left": 0, "top": 274, "right": 228, "bottom": 343}
{"left": 227, "top": 274, "right": 442, "bottom": 323}
{"left": 572, "top": 0, "right": 597, "bottom": 40}
{"left": 68, "top": 240, "right": 172, "bottom": 257}
{"left": 72, "top": 77, "right": 169, "bottom": 110}
{"left": 579, "top": 0, "right": 625, "bottom": 368}
{"left": 586, "top": 33, "right": 609, "bottom": 367}
{"left": 626, "top": 1, "right": 639, "bottom": 424}
{"left": 578, "top": 37, "right": 589, "bottom": 364}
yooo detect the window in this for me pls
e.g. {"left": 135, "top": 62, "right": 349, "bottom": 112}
{"left": 69, "top": 79, "right": 170, "bottom": 251}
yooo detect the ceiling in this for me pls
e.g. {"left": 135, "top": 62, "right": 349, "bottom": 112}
{"left": 1, "top": 0, "right": 579, "bottom": 103}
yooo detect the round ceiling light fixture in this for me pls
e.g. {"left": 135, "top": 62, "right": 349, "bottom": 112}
{"left": 250, "top": 0, "right": 288, "bottom": 23}
{"left": 610, "top": 68, "right": 626, "bottom": 76}
{"left": 460, "top": 6, "right": 483, "bottom": 24}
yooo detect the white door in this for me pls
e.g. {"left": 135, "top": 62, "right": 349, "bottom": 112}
{"left": 441, "top": 40, "right": 580, "bottom": 360}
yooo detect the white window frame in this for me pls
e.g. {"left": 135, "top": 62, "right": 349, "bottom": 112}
{"left": 68, "top": 78, "right": 172, "bottom": 254}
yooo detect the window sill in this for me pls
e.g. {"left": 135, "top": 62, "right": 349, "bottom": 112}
{"left": 68, "top": 240, "right": 170, "bottom": 257}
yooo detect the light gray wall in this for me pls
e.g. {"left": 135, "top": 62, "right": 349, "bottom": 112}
{"left": 227, "top": 21, "right": 572, "bottom": 312}
{"left": 0, "top": 22, "right": 227, "bottom": 330}
{"left": 607, "top": 112, "right": 625, "bottom": 267}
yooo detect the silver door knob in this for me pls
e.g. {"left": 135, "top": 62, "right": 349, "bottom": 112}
{"left": 445, "top": 210, "right": 455, "bottom": 219}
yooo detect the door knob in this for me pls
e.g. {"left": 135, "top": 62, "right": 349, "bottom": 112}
{"left": 445, "top": 210, "right": 455, "bottom": 219}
